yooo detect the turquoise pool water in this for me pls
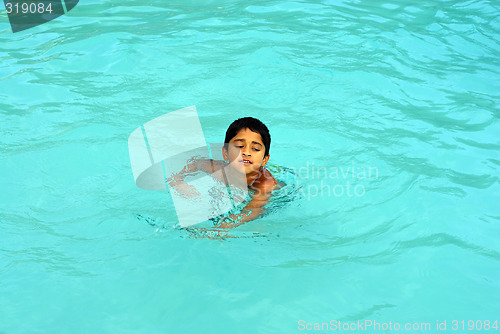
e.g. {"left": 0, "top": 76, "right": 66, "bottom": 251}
{"left": 1, "top": 0, "right": 499, "bottom": 333}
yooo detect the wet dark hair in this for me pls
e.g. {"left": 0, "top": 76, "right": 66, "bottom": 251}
{"left": 224, "top": 117, "right": 271, "bottom": 157}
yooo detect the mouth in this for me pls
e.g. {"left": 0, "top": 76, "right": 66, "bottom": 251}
{"left": 241, "top": 159, "right": 252, "bottom": 165}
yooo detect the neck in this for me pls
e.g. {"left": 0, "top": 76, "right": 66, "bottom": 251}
{"left": 246, "top": 167, "right": 263, "bottom": 186}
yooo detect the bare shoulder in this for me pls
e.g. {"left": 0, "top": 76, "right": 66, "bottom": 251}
{"left": 252, "top": 168, "right": 278, "bottom": 193}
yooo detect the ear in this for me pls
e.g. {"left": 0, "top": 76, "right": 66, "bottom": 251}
{"left": 222, "top": 146, "right": 229, "bottom": 161}
{"left": 261, "top": 154, "right": 270, "bottom": 167}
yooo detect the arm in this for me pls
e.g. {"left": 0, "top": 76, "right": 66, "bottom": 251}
{"left": 167, "top": 158, "right": 218, "bottom": 196}
{"left": 167, "top": 158, "right": 199, "bottom": 196}
{"left": 167, "top": 159, "right": 196, "bottom": 184}
{"left": 216, "top": 182, "right": 276, "bottom": 229}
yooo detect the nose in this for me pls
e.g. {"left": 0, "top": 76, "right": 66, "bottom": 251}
{"left": 242, "top": 146, "right": 251, "bottom": 156}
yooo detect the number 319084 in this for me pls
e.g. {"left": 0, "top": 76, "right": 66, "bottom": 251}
{"left": 6, "top": 2, "right": 53, "bottom": 14}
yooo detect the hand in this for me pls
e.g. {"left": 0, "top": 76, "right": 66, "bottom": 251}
{"left": 215, "top": 215, "right": 242, "bottom": 228}
{"left": 172, "top": 183, "right": 201, "bottom": 198}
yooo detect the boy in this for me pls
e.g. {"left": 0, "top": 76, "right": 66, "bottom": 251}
{"left": 168, "top": 117, "right": 277, "bottom": 229}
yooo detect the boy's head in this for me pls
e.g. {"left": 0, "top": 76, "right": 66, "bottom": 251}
{"left": 223, "top": 117, "right": 271, "bottom": 173}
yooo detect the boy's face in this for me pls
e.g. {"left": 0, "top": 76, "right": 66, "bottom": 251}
{"left": 223, "top": 128, "right": 269, "bottom": 175}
